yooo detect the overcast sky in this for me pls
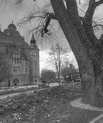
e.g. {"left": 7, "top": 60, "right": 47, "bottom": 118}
{"left": 0, "top": 0, "right": 103, "bottom": 71}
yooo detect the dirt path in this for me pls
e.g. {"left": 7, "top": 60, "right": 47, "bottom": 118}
{"left": 0, "top": 90, "right": 35, "bottom": 100}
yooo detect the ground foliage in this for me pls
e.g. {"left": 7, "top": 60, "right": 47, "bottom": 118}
{"left": 0, "top": 85, "right": 101, "bottom": 123}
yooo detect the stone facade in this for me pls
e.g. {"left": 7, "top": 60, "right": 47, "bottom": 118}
{"left": 0, "top": 23, "right": 39, "bottom": 87}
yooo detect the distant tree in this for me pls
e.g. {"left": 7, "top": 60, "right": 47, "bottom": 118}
{"left": 61, "top": 64, "right": 77, "bottom": 83}
{"left": 41, "top": 69, "right": 56, "bottom": 85}
{"left": 48, "top": 43, "right": 68, "bottom": 84}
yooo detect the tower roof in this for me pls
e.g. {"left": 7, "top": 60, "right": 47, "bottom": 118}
{"left": 30, "top": 33, "right": 36, "bottom": 44}
{"left": 8, "top": 21, "right": 16, "bottom": 30}
{"left": 30, "top": 33, "right": 39, "bottom": 50}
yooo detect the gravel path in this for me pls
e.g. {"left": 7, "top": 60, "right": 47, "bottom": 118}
{"left": 0, "top": 90, "right": 36, "bottom": 100}
{"left": 0, "top": 87, "right": 49, "bottom": 100}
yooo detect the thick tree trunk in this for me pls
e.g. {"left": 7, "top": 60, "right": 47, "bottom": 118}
{"left": 51, "top": 0, "right": 103, "bottom": 106}
{"left": 80, "top": 62, "right": 103, "bottom": 106}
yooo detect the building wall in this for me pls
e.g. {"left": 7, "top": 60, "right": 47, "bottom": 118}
{"left": 29, "top": 47, "right": 40, "bottom": 84}
{"left": 11, "top": 58, "right": 29, "bottom": 86}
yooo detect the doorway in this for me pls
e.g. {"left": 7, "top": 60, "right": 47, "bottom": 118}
{"left": 13, "top": 79, "right": 19, "bottom": 86}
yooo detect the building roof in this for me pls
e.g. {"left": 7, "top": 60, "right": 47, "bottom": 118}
{"left": 0, "top": 23, "right": 39, "bottom": 60}
{"left": 0, "top": 23, "right": 31, "bottom": 61}
{"left": 30, "top": 33, "right": 39, "bottom": 50}
{"left": 30, "top": 33, "right": 36, "bottom": 44}
{"left": 0, "top": 23, "right": 30, "bottom": 49}
{"left": 8, "top": 21, "right": 17, "bottom": 30}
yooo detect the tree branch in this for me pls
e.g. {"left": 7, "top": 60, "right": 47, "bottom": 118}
{"left": 80, "top": 16, "right": 85, "bottom": 23}
{"left": 83, "top": 0, "right": 99, "bottom": 46}
{"left": 49, "top": 13, "right": 57, "bottom": 20}
{"left": 93, "top": 24, "right": 103, "bottom": 29}
{"left": 95, "top": 0, "right": 103, "bottom": 6}
{"left": 78, "top": 7, "right": 86, "bottom": 14}
{"left": 41, "top": 13, "right": 57, "bottom": 35}
{"left": 64, "top": 0, "right": 94, "bottom": 49}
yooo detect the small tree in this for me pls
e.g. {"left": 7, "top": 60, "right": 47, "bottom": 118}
{"left": 41, "top": 69, "right": 56, "bottom": 85}
{"left": 48, "top": 43, "right": 68, "bottom": 84}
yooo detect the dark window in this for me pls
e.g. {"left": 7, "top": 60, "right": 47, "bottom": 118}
{"left": 17, "top": 59, "right": 19, "bottom": 64}
{"left": 13, "top": 59, "right": 21, "bottom": 64}
{"left": 20, "top": 60, "right": 21, "bottom": 64}
{"left": 25, "top": 68, "right": 28, "bottom": 73}
{"left": 13, "top": 67, "right": 19, "bottom": 72}
{"left": 35, "top": 61, "right": 36, "bottom": 66}
{"left": 25, "top": 61, "right": 28, "bottom": 65}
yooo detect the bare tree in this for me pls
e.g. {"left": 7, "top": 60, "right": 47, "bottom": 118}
{"left": 47, "top": 43, "right": 68, "bottom": 84}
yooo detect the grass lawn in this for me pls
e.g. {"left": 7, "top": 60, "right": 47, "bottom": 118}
{"left": 0, "top": 85, "right": 102, "bottom": 123}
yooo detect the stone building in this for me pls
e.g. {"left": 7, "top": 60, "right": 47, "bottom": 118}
{"left": 0, "top": 22, "right": 39, "bottom": 87}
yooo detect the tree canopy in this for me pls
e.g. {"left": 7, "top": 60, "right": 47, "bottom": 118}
{"left": 41, "top": 69, "right": 56, "bottom": 84}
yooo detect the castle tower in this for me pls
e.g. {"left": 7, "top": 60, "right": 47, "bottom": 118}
{"left": 29, "top": 34, "right": 39, "bottom": 84}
